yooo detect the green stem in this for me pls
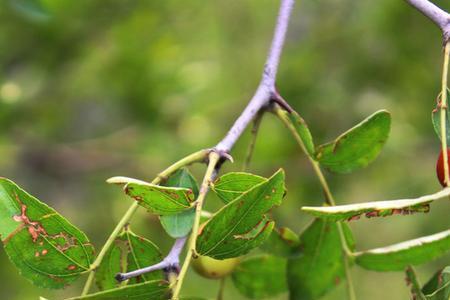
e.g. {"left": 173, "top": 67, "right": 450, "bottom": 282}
{"left": 441, "top": 42, "right": 450, "bottom": 186}
{"left": 217, "top": 278, "right": 226, "bottom": 300}
{"left": 273, "top": 106, "right": 356, "bottom": 300}
{"left": 405, "top": 266, "right": 427, "bottom": 300}
{"left": 81, "top": 149, "right": 209, "bottom": 296}
{"left": 242, "top": 111, "right": 264, "bottom": 171}
{"left": 171, "top": 152, "right": 220, "bottom": 299}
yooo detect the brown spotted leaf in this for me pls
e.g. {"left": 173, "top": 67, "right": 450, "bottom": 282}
{"left": 301, "top": 188, "right": 450, "bottom": 222}
{"left": 196, "top": 169, "right": 285, "bottom": 259}
{"left": 0, "top": 178, "right": 94, "bottom": 289}
{"left": 124, "top": 182, "right": 195, "bottom": 215}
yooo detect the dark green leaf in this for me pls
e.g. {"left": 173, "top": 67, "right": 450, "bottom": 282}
{"left": 197, "top": 169, "right": 285, "bottom": 259}
{"left": 355, "top": 229, "right": 450, "bottom": 271}
{"left": 260, "top": 227, "right": 301, "bottom": 258}
{"left": 124, "top": 182, "right": 195, "bottom": 215}
{"left": 432, "top": 90, "right": 450, "bottom": 144}
{"left": 96, "top": 229, "right": 163, "bottom": 291}
{"left": 66, "top": 280, "right": 169, "bottom": 299}
{"left": 301, "top": 188, "right": 450, "bottom": 222}
{"left": 286, "top": 111, "right": 315, "bottom": 157}
{"left": 315, "top": 110, "right": 391, "bottom": 174}
{"left": 0, "top": 178, "right": 94, "bottom": 289}
{"left": 423, "top": 266, "right": 450, "bottom": 300}
{"left": 211, "top": 172, "right": 266, "bottom": 204}
{"left": 160, "top": 169, "right": 199, "bottom": 238}
{"left": 232, "top": 255, "right": 287, "bottom": 299}
{"left": 288, "top": 219, "right": 354, "bottom": 300}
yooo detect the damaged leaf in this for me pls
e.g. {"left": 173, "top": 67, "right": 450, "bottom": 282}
{"left": 124, "top": 182, "right": 195, "bottom": 215}
{"left": 422, "top": 266, "right": 450, "bottom": 300}
{"left": 231, "top": 255, "right": 287, "bottom": 299}
{"left": 405, "top": 266, "right": 427, "bottom": 300}
{"left": 301, "top": 188, "right": 450, "bottom": 222}
{"left": 288, "top": 219, "right": 355, "bottom": 300}
{"left": 0, "top": 178, "right": 94, "bottom": 289}
{"left": 211, "top": 172, "right": 266, "bottom": 204}
{"left": 196, "top": 169, "right": 285, "bottom": 259}
{"left": 96, "top": 228, "right": 163, "bottom": 291}
{"left": 355, "top": 229, "right": 450, "bottom": 271}
{"left": 315, "top": 110, "right": 391, "bottom": 174}
{"left": 66, "top": 280, "right": 169, "bottom": 299}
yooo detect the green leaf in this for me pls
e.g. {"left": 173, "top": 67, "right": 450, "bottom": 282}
{"left": 96, "top": 228, "right": 163, "bottom": 291}
{"left": 287, "top": 219, "right": 354, "bottom": 300}
{"left": 315, "top": 110, "right": 391, "bottom": 174}
{"left": 432, "top": 90, "right": 450, "bottom": 144}
{"left": 286, "top": 111, "right": 315, "bottom": 157}
{"left": 160, "top": 208, "right": 196, "bottom": 239}
{"left": 211, "top": 172, "right": 266, "bottom": 204}
{"left": 301, "top": 188, "right": 450, "bottom": 222}
{"left": 355, "top": 229, "right": 450, "bottom": 271}
{"left": 124, "top": 182, "right": 195, "bottom": 215}
{"left": 160, "top": 169, "right": 199, "bottom": 238}
{"left": 0, "top": 178, "right": 94, "bottom": 289}
{"left": 260, "top": 227, "right": 301, "bottom": 258}
{"left": 165, "top": 168, "right": 199, "bottom": 198}
{"left": 423, "top": 266, "right": 450, "bottom": 300}
{"left": 66, "top": 280, "right": 169, "bottom": 299}
{"left": 196, "top": 169, "right": 285, "bottom": 259}
{"left": 405, "top": 266, "right": 427, "bottom": 300}
{"left": 231, "top": 255, "right": 287, "bottom": 299}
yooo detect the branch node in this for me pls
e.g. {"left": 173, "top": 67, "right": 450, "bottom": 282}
{"left": 271, "top": 90, "right": 294, "bottom": 113}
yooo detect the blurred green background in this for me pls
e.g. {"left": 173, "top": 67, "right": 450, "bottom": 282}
{"left": 1, "top": 0, "right": 450, "bottom": 299}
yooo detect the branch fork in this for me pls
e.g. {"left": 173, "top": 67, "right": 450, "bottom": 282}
{"left": 115, "top": 237, "right": 187, "bottom": 282}
{"left": 407, "top": 0, "right": 450, "bottom": 42}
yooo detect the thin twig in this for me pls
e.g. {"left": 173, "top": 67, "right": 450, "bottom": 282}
{"left": 215, "top": 0, "right": 295, "bottom": 153}
{"left": 217, "top": 278, "right": 226, "bottom": 300}
{"left": 115, "top": 237, "right": 187, "bottom": 282}
{"left": 172, "top": 152, "right": 221, "bottom": 299}
{"left": 242, "top": 111, "right": 264, "bottom": 171}
{"left": 440, "top": 43, "right": 450, "bottom": 186}
{"left": 273, "top": 105, "right": 356, "bottom": 300}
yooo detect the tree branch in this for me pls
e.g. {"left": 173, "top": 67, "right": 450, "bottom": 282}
{"left": 115, "top": 237, "right": 187, "bottom": 282}
{"left": 406, "top": 0, "right": 450, "bottom": 40}
{"left": 215, "top": 0, "right": 295, "bottom": 153}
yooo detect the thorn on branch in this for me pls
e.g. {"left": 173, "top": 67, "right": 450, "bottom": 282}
{"left": 271, "top": 89, "right": 294, "bottom": 113}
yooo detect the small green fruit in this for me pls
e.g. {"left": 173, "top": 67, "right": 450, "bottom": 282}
{"left": 192, "top": 255, "right": 240, "bottom": 279}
